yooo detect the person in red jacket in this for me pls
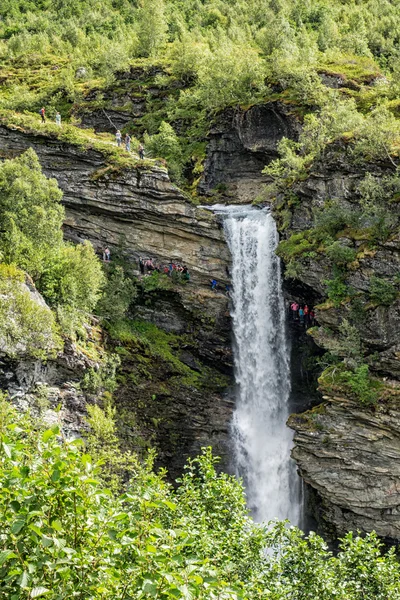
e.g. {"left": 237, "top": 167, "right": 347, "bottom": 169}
{"left": 40, "top": 107, "right": 46, "bottom": 123}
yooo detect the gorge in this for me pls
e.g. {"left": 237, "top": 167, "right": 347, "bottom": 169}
{"left": 1, "top": 93, "right": 400, "bottom": 542}
{"left": 3, "top": 1, "right": 400, "bottom": 595}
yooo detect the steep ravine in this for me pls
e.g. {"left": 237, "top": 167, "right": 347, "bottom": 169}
{"left": 2, "top": 99, "right": 400, "bottom": 540}
{"left": 0, "top": 101, "right": 299, "bottom": 478}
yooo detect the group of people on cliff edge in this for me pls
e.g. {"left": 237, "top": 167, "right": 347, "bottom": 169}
{"left": 139, "top": 257, "right": 190, "bottom": 281}
{"left": 116, "top": 130, "right": 145, "bottom": 158}
{"left": 289, "top": 302, "right": 316, "bottom": 328}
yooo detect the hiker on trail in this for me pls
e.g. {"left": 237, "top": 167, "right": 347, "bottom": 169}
{"left": 139, "top": 257, "right": 145, "bottom": 275}
{"left": 55, "top": 112, "right": 61, "bottom": 126}
{"left": 138, "top": 143, "right": 145, "bottom": 160}
{"left": 103, "top": 247, "right": 111, "bottom": 262}
{"left": 125, "top": 133, "right": 131, "bottom": 152}
{"left": 40, "top": 107, "right": 46, "bottom": 123}
{"left": 309, "top": 309, "right": 315, "bottom": 327}
{"left": 116, "top": 130, "right": 122, "bottom": 147}
{"left": 225, "top": 284, "right": 231, "bottom": 297}
{"left": 182, "top": 266, "right": 190, "bottom": 281}
{"left": 299, "top": 306, "right": 305, "bottom": 326}
{"left": 210, "top": 279, "right": 218, "bottom": 291}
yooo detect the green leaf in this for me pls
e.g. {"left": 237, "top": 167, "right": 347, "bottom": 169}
{"left": 0, "top": 550, "right": 17, "bottom": 565}
{"left": 142, "top": 581, "right": 158, "bottom": 596}
{"left": 31, "top": 587, "right": 51, "bottom": 598}
{"left": 2, "top": 442, "right": 12, "bottom": 458}
{"left": 10, "top": 500, "right": 21, "bottom": 512}
{"left": 18, "top": 570, "right": 29, "bottom": 588}
{"left": 41, "top": 536, "right": 53, "bottom": 548}
{"left": 11, "top": 518, "right": 25, "bottom": 534}
{"left": 29, "top": 524, "right": 42, "bottom": 537}
{"left": 20, "top": 466, "right": 30, "bottom": 478}
{"left": 51, "top": 519, "right": 62, "bottom": 532}
{"left": 42, "top": 429, "right": 54, "bottom": 442}
{"left": 51, "top": 468, "right": 60, "bottom": 482}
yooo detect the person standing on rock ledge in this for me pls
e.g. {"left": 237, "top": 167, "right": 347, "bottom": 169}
{"left": 139, "top": 257, "right": 145, "bottom": 275}
{"left": 103, "top": 247, "right": 111, "bottom": 262}
{"left": 116, "top": 130, "right": 122, "bottom": 147}
{"left": 125, "top": 133, "right": 131, "bottom": 152}
{"left": 55, "top": 112, "right": 61, "bottom": 127}
{"left": 39, "top": 107, "right": 46, "bottom": 123}
{"left": 138, "top": 143, "right": 145, "bottom": 159}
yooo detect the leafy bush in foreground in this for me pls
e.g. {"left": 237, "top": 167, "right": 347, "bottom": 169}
{"left": 0, "top": 397, "right": 399, "bottom": 599}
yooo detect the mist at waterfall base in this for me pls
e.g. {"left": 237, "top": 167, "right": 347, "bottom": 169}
{"left": 214, "top": 205, "right": 302, "bottom": 526}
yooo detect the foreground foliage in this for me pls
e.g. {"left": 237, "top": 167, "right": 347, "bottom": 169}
{"left": 0, "top": 397, "right": 399, "bottom": 599}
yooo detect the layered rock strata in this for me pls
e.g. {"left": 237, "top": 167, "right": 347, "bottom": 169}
{"left": 0, "top": 123, "right": 233, "bottom": 474}
{"left": 281, "top": 144, "right": 400, "bottom": 539}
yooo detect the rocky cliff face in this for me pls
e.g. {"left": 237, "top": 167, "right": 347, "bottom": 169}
{"left": 289, "top": 383, "right": 400, "bottom": 542}
{"left": 279, "top": 143, "right": 400, "bottom": 540}
{"left": 4, "top": 94, "right": 400, "bottom": 540}
{"left": 0, "top": 121, "right": 235, "bottom": 476}
{"left": 0, "top": 98, "right": 299, "bottom": 476}
{"left": 198, "top": 103, "right": 301, "bottom": 203}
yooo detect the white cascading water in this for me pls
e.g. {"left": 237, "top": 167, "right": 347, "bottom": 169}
{"left": 216, "top": 205, "right": 302, "bottom": 525}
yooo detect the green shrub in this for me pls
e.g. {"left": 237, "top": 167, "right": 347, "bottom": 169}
{"left": 39, "top": 241, "right": 105, "bottom": 324}
{"left": 0, "top": 149, "right": 64, "bottom": 280}
{"left": 0, "top": 398, "right": 399, "bottom": 598}
{"left": 96, "top": 265, "right": 137, "bottom": 323}
{"left": 144, "top": 121, "right": 184, "bottom": 182}
{"left": 326, "top": 241, "right": 356, "bottom": 266}
{"left": 342, "top": 363, "right": 381, "bottom": 406}
{"left": 136, "top": 0, "right": 167, "bottom": 58}
{"left": 0, "top": 265, "right": 61, "bottom": 359}
{"left": 140, "top": 270, "right": 173, "bottom": 292}
{"left": 81, "top": 353, "right": 120, "bottom": 394}
{"left": 338, "top": 319, "right": 362, "bottom": 367}
{"left": 277, "top": 231, "right": 314, "bottom": 260}
{"left": 369, "top": 276, "right": 398, "bottom": 306}
{"left": 314, "top": 201, "right": 360, "bottom": 237}
{"left": 324, "top": 275, "right": 350, "bottom": 306}
{"left": 353, "top": 106, "right": 400, "bottom": 163}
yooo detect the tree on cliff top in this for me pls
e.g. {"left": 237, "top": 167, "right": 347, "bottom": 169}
{"left": 136, "top": 0, "right": 168, "bottom": 57}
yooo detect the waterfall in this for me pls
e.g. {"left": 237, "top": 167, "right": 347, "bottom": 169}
{"left": 216, "top": 205, "right": 301, "bottom": 525}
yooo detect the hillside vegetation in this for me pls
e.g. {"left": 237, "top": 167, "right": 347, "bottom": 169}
{"left": 1, "top": 1, "right": 400, "bottom": 597}
{"left": 2, "top": 0, "right": 400, "bottom": 187}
